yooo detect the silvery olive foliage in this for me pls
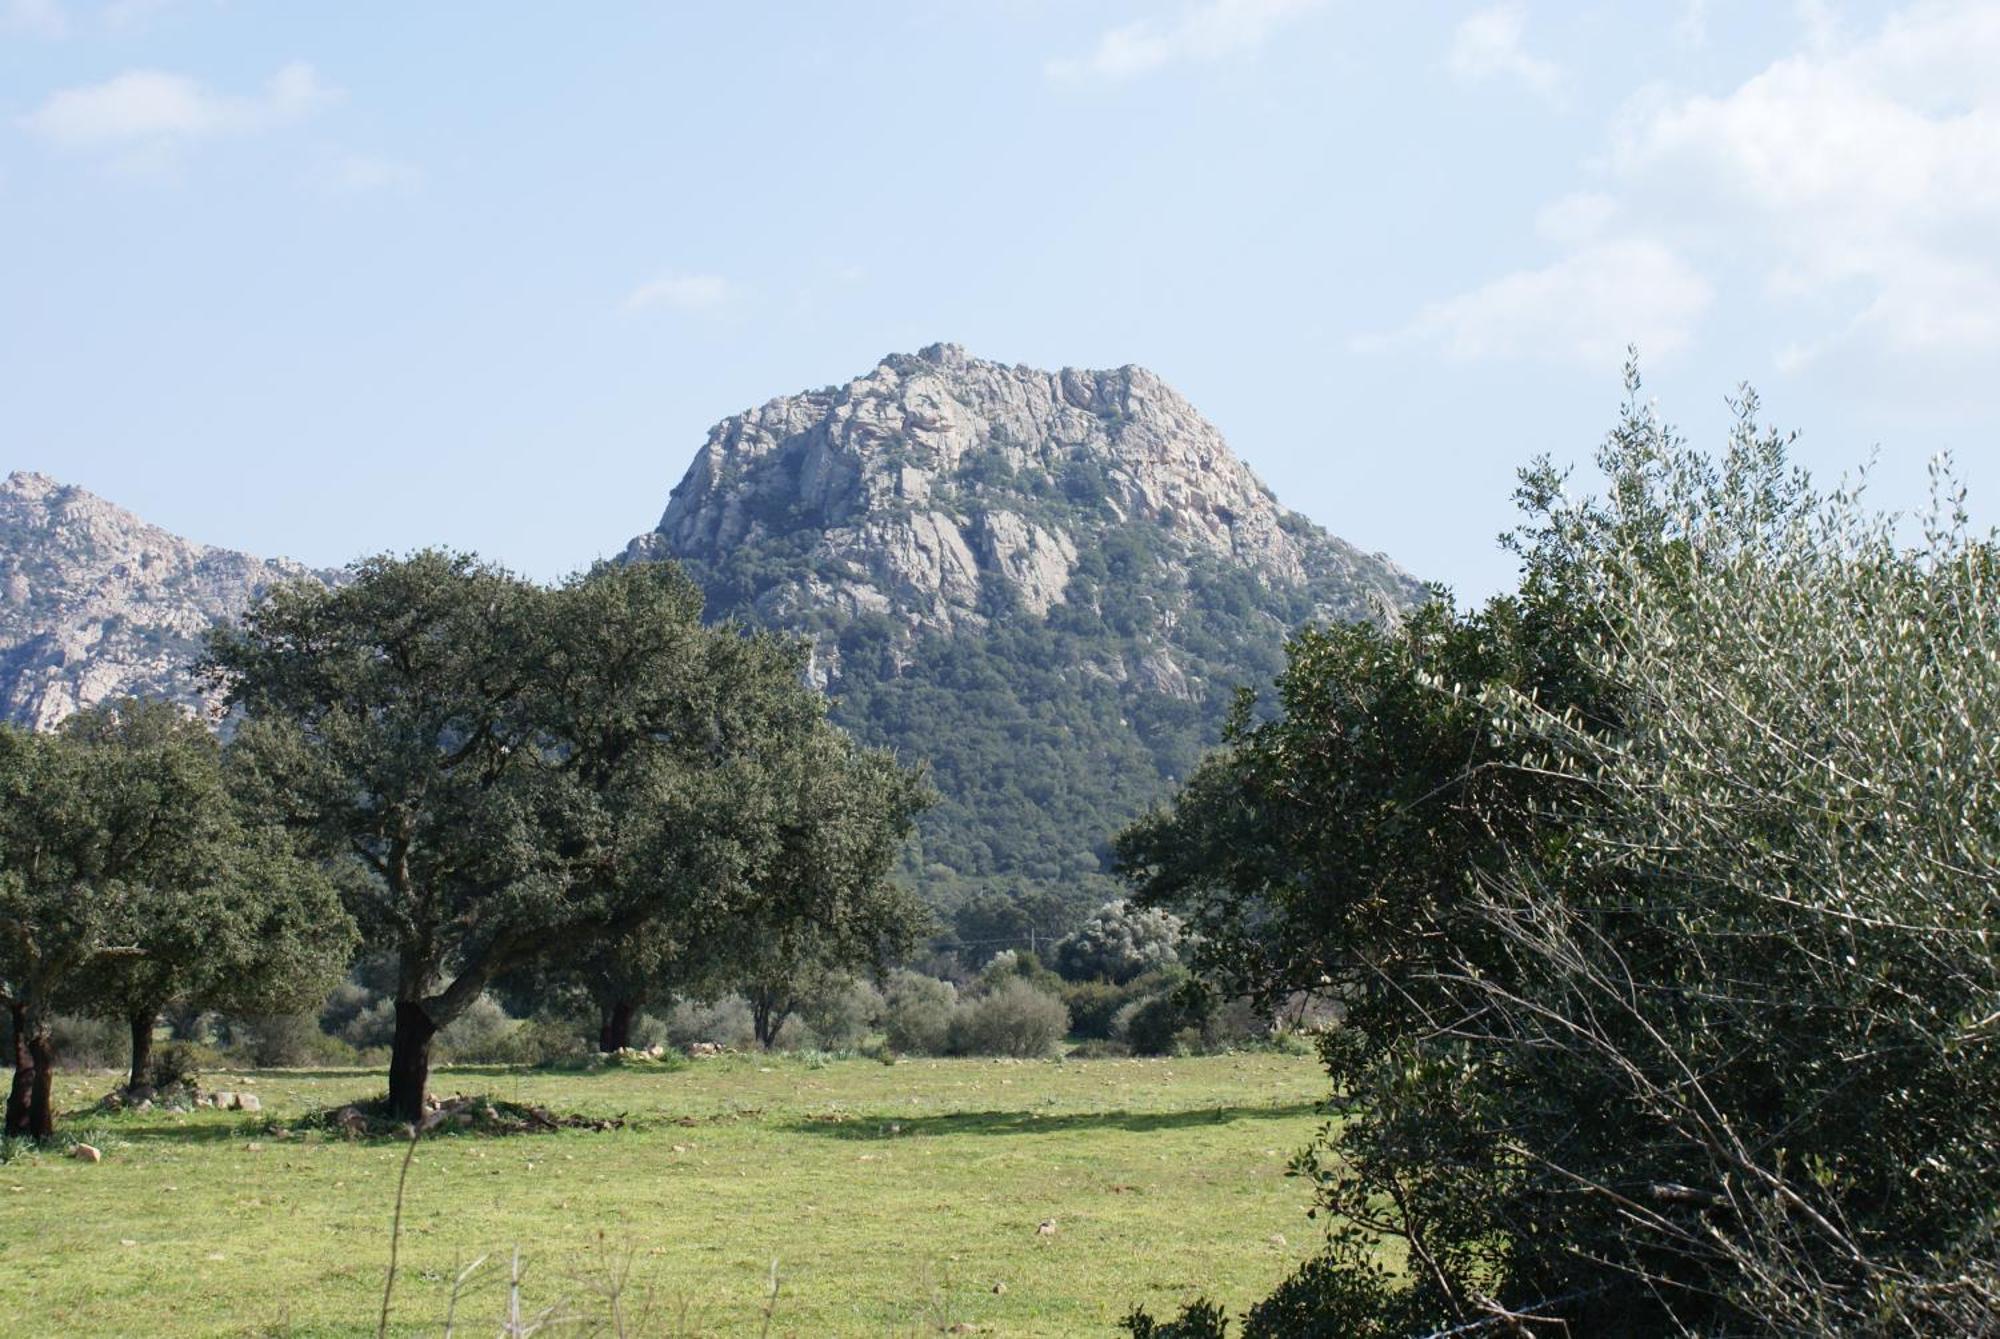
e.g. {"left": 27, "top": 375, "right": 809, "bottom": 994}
{"left": 1456, "top": 399, "right": 2000, "bottom": 1334}
{"left": 1053, "top": 899, "right": 1186, "bottom": 983}
{"left": 1125, "top": 369, "right": 1998, "bottom": 1336}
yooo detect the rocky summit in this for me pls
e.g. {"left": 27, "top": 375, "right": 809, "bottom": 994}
{"left": 627, "top": 344, "right": 1425, "bottom": 921}
{"left": 0, "top": 471, "right": 329, "bottom": 728}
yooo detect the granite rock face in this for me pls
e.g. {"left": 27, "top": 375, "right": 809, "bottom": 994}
{"left": 628, "top": 343, "right": 1423, "bottom": 691}
{"left": 0, "top": 472, "right": 330, "bottom": 728}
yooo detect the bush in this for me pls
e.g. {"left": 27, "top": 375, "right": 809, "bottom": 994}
{"left": 434, "top": 994, "right": 519, "bottom": 1064}
{"left": 1067, "top": 1037, "right": 1131, "bottom": 1059}
{"left": 499, "top": 1015, "right": 591, "bottom": 1067}
{"left": 1054, "top": 900, "right": 1184, "bottom": 983}
{"left": 230, "top": 1013, "right": 354, "bottom": 1068}
{"left": 979, "top": 949, "right": 1064, "bottom": 996}
{"left": 663, "top": 996, "right": 757, "bottom": 1051}
{"left": 1061, "top": 979, "right": 1136, "bottom": 1040}
{"left": 47, "top": 1015, "right": 126, "bottom": 1070}
{"left": 798, "top": 975, "right": 884, "bottom": 1050}
{"left": 882, "top": 971, "right": 957, "bottom": 1055}
{"left": 317, "top": 979, "right": 381, "bottom": 1039}
{"left": 947, "top": 979, "right": 1069, "bottom": 1058}
{"left": 333, "top": 997, "right": 397, "bottom": 1050}
{"left": 144, "top": 1042, "right": 203, "bottom": 1093}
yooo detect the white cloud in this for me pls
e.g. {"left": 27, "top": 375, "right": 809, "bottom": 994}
{"left": 21, "top": 61, "right": 336, "bottom": 149}
{"left": 1607, "top": 0, "right": 2000, "bottom": 362}
{"left": 306, "top": 150, "right": 422, "bottom": 196}
{"left": 101, "top": 0, "right": 178, "bottom": 35}
{"left": 1448, "top": 3, "right": 1560, "bottom": 100}
{"left": 1535, "top": 191, "right": 1616, "bottom": 244}
{"left": 2, "top": 0, "right": 68, "bottom": 37}
{"left": 1674, "top": 0, "right": 1710, "bottom": 48}
{"left": 1359, "top": 239, "right": 1714, "bottom": 368}
{"left": 1377, "top": 2, "right": 2000, "bottom": 376}
{"left": 623, "top": 274, "right": 733, "bottom": 314}
{"left": 1046, "top": 0, "right": 1321, "bottom": 82}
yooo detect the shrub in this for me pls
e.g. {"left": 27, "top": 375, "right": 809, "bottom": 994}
{"left": 317, "top": 979, "right": 383, "bottom": 1040}
{"left": 144, "top": 1042, "right": 203, "bottom": 1093}
{"left": 1054, "top": 900, "right": 1183, "bottom": 983}
{"left": 979, "top": 949, "right": 1064, "bottom": 996}
{"left": 1061, "top": 979, "right": 1136, "bottom": 1040}
{"left": 1068, "top": 1037, "right": 1131, "bottom": 1059}
{"left": 333, "top": 998, "right": 397, "bottom": 1050}
{"left": 663, "top": 996, "right": 757, "bottom": 1051}
{"left": 501, "top": 1015, "right": 591, "bottom": 1067}
{"left": 947, "top": 978, "right": 1069, "bottom": 1058}
{"left": 798, "top": 974, "right": 884, "bottom": 1050}
{"left": 47, "top": 1015, "right": 126, "bottom": 1070}
{"left": 882, "top": 971, "right": 957, "bottom": 1055}
{"left": 434, "top": 994, "right": 519, "bottom": 1064}
{"left": 230, "top": 1013, "right": 354, "bottom": 1068}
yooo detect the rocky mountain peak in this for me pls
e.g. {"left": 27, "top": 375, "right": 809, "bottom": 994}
{"left": 0, "top": 471, "right": 329, "bottom": 728}
{"left": 628, "top": 345, "right": 1420, "bottom": 683}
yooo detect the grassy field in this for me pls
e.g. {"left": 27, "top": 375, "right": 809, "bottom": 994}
{"left": 0, "top": 1051, "right": 1329, "bottom": 1336}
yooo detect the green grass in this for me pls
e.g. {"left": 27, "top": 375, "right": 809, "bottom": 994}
{"left": 0, "top": 1052, "right": 1329, "bottom": 1336}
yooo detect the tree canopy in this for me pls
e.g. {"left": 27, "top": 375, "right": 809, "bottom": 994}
{"left": 0, "top": 700, "right": 349, "bottom": 1136}
{"left": 1124, "top": 376, "right": 2000, "bottom": 1336}
{"left": 208, "top": 551, "right": 923, "bottom": 1119}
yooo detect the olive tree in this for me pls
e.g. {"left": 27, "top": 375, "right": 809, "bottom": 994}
{"left": 1124, "top": 375, "right": 1999, "bottom": 1335}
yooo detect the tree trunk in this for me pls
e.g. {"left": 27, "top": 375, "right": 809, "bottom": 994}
{"left": 750, "top": 989, "right": 788, "bottom": 1050}
{"left": 387, "top": 1001, "right": 438, "bottom": 1124}
{"left": 128, "top": 1011, "right": 157, "bottom": 1091}
{"left": 26, "top": 1029, "right": 54, "bottom": 1140}
{"left": 5, "top": 1002, "right": 32, "bottom": 1139}
{"left": 598, "top": 999, "right": 634, "bottom": 1053}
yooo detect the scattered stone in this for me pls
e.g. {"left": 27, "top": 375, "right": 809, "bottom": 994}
{"left": 70, "top": 1144, "right": 101, "bottom": 1164}
{"left": 1036, "top": 1219, "right": 1057, "bottom": 1236}
{"left": 233, "top": 1093, "right": 261, "bottom": 1113}
{"left": 992, "top": 1282, "right": 1007, "bottom": 1295}
{"left": 209, "top": 1091, "right": 235, "bottom": 1109}
{"left": 686, "top": 1042, "right": 722, "bottom": 1058}
{"left": 1269, "top": 1234, "right": 1288, "bottom": 1247}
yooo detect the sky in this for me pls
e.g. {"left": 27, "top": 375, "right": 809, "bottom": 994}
{"left": 3, "top": 1, "right": 1997, "bottom": 601}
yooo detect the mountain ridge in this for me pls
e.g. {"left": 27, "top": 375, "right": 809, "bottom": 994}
{"left": 0, "top": 470, "right": 334, "bottom": 728}
{"left": 623, "top": 343, "right": 1425, "bottom": 919}
{"left": 0, "top": 346, "right": 1424, "bottom": 926}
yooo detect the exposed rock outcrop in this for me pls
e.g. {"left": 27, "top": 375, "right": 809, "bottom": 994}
{"left": 0, "top": 472, "right": 331, "bottom": 728}
{"left": 628, "top": 343, "right": 1422, "bottom": 690}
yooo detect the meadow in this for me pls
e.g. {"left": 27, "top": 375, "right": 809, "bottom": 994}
{"left": 1, "top": 1051, "right": 1328, "bottom": 1336}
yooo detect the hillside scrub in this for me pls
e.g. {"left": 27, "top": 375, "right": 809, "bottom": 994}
{"left": 1125, "top": 376, "right": 2000, "bottom": 1335}
{"left": 946, "top": 978, "right": 1070, "bottom": 1058}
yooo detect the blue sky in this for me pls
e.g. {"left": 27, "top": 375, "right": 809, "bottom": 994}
{"left": 4, "top": 1, "right": 1996, "bottom": 600}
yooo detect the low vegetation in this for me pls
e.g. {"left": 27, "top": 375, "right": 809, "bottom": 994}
{"left": 0, "top": 1051, "right": 1327, "bottom": 1336}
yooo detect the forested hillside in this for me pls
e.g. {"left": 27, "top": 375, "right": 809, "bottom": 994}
{"left": 627, "top": 344, "right": 1424, "bottom": 927}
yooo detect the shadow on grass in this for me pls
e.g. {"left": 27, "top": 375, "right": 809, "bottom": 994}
{"left": 783, "top": 1099, "right": 1324, "bottom": 1141}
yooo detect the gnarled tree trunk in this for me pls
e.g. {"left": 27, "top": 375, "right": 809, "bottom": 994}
{"left": 25, "top": 1030, "right": 54, "bottom": 1139}
{"left": 387, "top": 1001, "right": 437, "bottom": 1124}
{"left": 5, "top": 1002, "right": 33, "bottom": 1138}
{"left": 598, "top": 999, "right": 634, "bottom": 1053}
{"left": 127, "top": 1010, "right": 157, "bottom": 1092}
